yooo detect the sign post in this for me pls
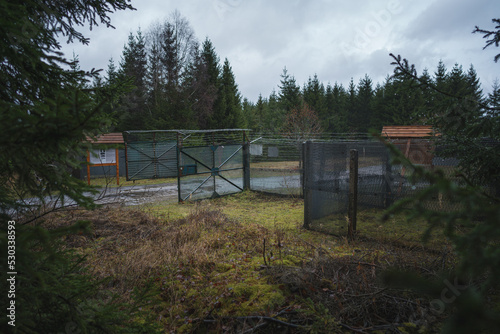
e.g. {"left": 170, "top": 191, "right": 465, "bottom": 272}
{"left": 86, "top": 148, "right": 120, "bottom": 185}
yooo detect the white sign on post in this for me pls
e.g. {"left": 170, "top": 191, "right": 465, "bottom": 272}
{"left": 90, "top": 148, "right": 116, "bottom": 164}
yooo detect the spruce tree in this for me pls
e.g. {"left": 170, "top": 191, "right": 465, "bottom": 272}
{"left": 242, "top": 98, "right": 256, "bottom": 130}
{"left": 488, "top": 79, "right": 500, "bottom": 116}
{"left": 346, "top": 78, "right": 358, "bottom": 132}
{"left": 213, "top": 58, "right": 244, "bottom": 128}
{"left": 324, "top": 82, "right": 348, "bottom": 133}
{"left": 278, "top": 67, "right": 301, "bottom": 112}
{"left": 117, "top": 30, "right": 148, "bottom": 130}
{"left": 356, "top": 74, "right": 374, "bottom": 133}
{"left": 145, "top": 11, "right": 198, "bottom": 129}
{"left": 267, "top": 90, "right": 285, "bottom": 132}
{"left": 0, "top": 1, "right": 161, "bottom": 332}
{"left": 188, "top": 38, "right": 220, "bottom": 129}
{"left": 303, "top": 74, "right": 326, "bottom": 120}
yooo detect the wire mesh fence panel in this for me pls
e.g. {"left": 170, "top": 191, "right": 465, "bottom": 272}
{"left": 303, "top": 138, "right": 466, "bottom": 235}
{"left": 178, "top": 130, "right": 248, "bottom": 201}
{"left": 248, "top": 133, "right": 304, "bottom": 197}
{"left": 304, "top": 140, "right": 414, "bottom": 235}
{"left": 124, "top": 131, "right": 179, "bottom": 180}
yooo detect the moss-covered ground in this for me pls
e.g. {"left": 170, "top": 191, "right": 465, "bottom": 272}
{"left": 44, "top": 191, "right": 461, "bottom": 333}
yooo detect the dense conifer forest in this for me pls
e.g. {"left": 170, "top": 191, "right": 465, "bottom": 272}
{"left": 92, "top": 11, "right": 498, "bottom": 134}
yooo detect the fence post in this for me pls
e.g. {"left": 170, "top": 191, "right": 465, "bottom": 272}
{"left": 348, "top": 149, "right": 358, "bottom": 240}
{"left": 384, "top": 149, "right": 393, "bottom": 208}
{"left": 243, "top": 141, "right": 250, "bottom": 190}
{"left": 303, "top": 141, "right": 312, "bottom": 229}
{"left": 177, "top": 132, "right": 182, "bottom": 203}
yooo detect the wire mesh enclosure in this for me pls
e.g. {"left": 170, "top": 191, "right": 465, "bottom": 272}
{"left": 303, "top": 139, "right": 459, "bottom": 236}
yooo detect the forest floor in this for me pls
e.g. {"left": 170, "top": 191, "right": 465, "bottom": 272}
{"left": 44, "top": 191, "right": 459, "bottom": 333}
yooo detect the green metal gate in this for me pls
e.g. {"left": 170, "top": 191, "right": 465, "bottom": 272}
{"left": 124, "top": 130, "right": 250, "bottom": 201}
{"left": 177, "top": 130, "right": 250, "bottom": 201}
{"left": 124, "top": 131, "right": 178, "bottom": 180}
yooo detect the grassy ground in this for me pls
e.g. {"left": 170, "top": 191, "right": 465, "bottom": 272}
{"left": 43, "top": 191, "right": 458, "bottom": 333}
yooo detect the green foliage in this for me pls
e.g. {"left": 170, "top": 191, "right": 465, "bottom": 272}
{"left": 278, "top": 67, "right": 302, "bottom": 113}
{"left": 381, "top": 137, "right": 500, "bottom": 333}
{"left": 474, "top": 18, "right": 500, "bottom": 62}
{"left": 211, "top": 58, "right": 245, "bottom": 129}
{"left": 0, "top": 222, "right": 162, "bottom": 333}
{"left": 355, "top": 74, "right": 374, "bottom": 133}
{"left": 380, "top": 23, "right": 500, "bottom": 330}
{"left": 115, "top": 30, "right": 148, "bottom": 131}
{"left": 0, "top": 0, "right": 138, "bottom": 211}
{"left": 0, "top": 0, "right": 163, "bottom": 332}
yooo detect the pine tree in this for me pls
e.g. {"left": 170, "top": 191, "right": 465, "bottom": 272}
{"left": 324, "top": 82, "right": 348, "bottom": 132}
{"left": 242, "top": 98, "right": 256, "bottom": 130}
{"left": 303, "top": 74, "right": 326, "bottom": 121}
{"left": 418, "top": 68, "right": 434, "bottom": 122}
{"left": 488, "top": 79, "right": 500, "bottom": 116}
{"left": 371, "top": 81, "right": 389, "bottom": 131}
{"left": 465, "top": 64, "right": 483, "bottom": 103}
{"left": 278, "top": 67, "right": 301, "bottom": 112}
{"left": 356, "top": 74, "right": 374, "bottom": 132}
{"left": 346, "top": 78, "right": 358, "bottom": 132}
{"left": 147, "top": 39, "right": 163, "bottom": 124}
{"left": 212, "top": 58, "right": 244, "bottom": 128}
{"left": 266, "top": 90, "right": 286, "bottom": 132}
{"left": 253, "top": 94, "right": 267, "bottom": 131}
{"left": 188, "top": 38, "right": 220, "bottom": 129}
{"left": 117, "top": 30, "right": 148, "bottom": 130}
{"left": 0, "top": 1, "right": 161, "bottom": 332}
{"left": 145, "top": 11, "right": 198, "bottom": 129}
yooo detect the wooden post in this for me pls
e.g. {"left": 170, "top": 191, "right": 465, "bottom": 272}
{"left": 303, "top": 141, "right": 312, "bottom": 229}
{"left": 86, "top": 150, "right": 91, "bottom": 186}
{"left": 384, "top": 149, "right": 393, "bottom": 208}
{"left": 124, "top": 142, "right": 129, "bottom": 181}
{"left": 348, "top": 149, "right": 358, "bottom": 240}
{"left": 115, "top": 148, "right": 120, "bottom": 185}
{"left": 397, "top": 138, "right": 412, "bottom": 195}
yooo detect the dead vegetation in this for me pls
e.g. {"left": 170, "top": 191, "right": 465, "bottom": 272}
{"left": 38, "top": 194, "right": 457, "bottom": 333}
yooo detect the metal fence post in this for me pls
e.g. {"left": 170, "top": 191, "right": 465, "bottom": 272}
{"left": 303, "top": 141, "right": 312, "bottom": 229}
{"left": 300, "top": 141, "right": 305, "bottom": 198}
{"left": 177, "top": 132, "right": 182, "bottom": 203}
{"left": 243, "top": 141, "right": 250, "bottom": 190}
{"left": 348, "top": 149, "right": 358, "bottom": 240}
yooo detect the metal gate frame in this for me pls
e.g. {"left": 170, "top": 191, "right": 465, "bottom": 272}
{"left": 124, "top": 131, "right": 179, "bottom": 181}
{"left": 124, "top": 130, "right": 251, "bottom": 202}
{"left": 177, "top": 130, "right": 250, "bottom": 202}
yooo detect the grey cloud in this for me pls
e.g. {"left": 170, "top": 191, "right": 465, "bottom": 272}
{"left": 59, "top": 0, "right": 499, "bottom": 102}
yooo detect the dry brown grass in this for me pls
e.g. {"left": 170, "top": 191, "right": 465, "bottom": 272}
{"left": 40, "top": 204, "right": 269, "bottom": 300}
{"left": 43, "top": 207, "right": 172, "bottom": 296}
{"left": 37, "top": 194, "right": 458, "bottom": 333}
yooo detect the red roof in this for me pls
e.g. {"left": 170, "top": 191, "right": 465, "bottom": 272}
{"left": 381, "top": 126, "right": 437, "bottom": 138}
{"left": 86, "top": 133, "right": 124, "bottom": 144}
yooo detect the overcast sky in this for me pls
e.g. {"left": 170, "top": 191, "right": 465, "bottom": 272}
{"left": 60, "top": 0, "right": 499, "bottom": 103}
